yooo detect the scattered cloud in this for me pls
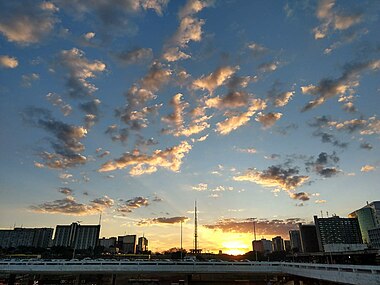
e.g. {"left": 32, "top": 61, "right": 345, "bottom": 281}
{"left": 313, "top": 0, "right": 362, "bottom": 40}
{"left": 117, "top": 196, "right": 149, "bottom": 213}
{"left": 0, "top": 1, "right": 58, "bottom": 44}
{"left": 46, "top": 93, "right": 72, "bottom": 116}
{"left": 289, "top": 192, "right": 310, "bottom": 201}
{"left": 114, "top": 48, "right": 153, "bottom": 65}
{"left": 247, "top": 42, "right": 268, "bottom": 57}
{"left": 204, "top": 217, "right": 305, "bottom": 237}
{"left": 21, "top": 73, "right": 40, "bottom": 87}
{"left": 235, "top": 147, "right": 257, "bottom": 154}
{"left": 233, "top": 165, "right": 309, "bottom": 191}
{"left": 258, "top": 61, "right": 279, "bottom": 73}
{"left": 301, "top": 59, "right": 380, "bottom": 111}
{"left": 255, "top": 112, "right": 283, "bottom": 129}
{"left": 193, "top": 66, "right": 238, "bottom": 94}
{"left": 137, "top": 216, "right": 189, "bottom": 226}
{"left": 99, "top": 141, "right": 192, "bottom": 175}
{"left": 360, "top": 142, "right": 373, "bottom": 150}
{"left": 192, "top": 183, "right": 208, "bottom": 191}
{"left": 0, "top": 55, "right": 18, "bottom": 68}
{"left": 306, "top": 152, "right": 340, "bottom": 178}
{"left": 361, "top": 165, "right": 376, "bottom": 172}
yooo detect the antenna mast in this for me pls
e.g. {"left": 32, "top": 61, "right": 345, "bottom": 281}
{"left": 194, "top": 201, "right": 198, "bottom": 253}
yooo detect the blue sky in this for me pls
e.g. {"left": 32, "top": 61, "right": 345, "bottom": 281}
{"left": 0, "top": 0, "right": 379, "bottom": 254}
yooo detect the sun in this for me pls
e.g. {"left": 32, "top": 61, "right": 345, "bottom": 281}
{"left": 222, "top": 241, "right": 249, "bottom": 256}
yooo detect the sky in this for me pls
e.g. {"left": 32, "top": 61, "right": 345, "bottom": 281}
{"left": 0, "top": 0, "right": 379, "bottom": 255}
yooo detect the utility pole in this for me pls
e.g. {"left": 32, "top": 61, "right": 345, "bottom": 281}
{"left": 180, "top": 220, "right": 183, "bottom": 260}
{"left": 194, "top": 201, "right": 198, "bottom": 254}
{"left": 253, "top": 220, "right": 258, "bottom": 261}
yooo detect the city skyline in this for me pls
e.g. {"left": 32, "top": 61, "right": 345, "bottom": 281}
{"left": 0, "top": 0, "right": 380, "bottom": 255}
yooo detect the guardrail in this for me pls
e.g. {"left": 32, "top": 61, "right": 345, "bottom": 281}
{"left": 0, "top": 260, "right": 379, "bottom": 285}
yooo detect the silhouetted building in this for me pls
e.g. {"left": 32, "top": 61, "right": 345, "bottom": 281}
{"left": 298, "top": 223, "right": 319, "bottom": 253}
{"left": 368, "top": 227, "right": 380, "bottom": 249}
{"left": 289, "top": 230, "right": 302, "bottom": 252}
{"left": 284, "top": 240, "right": 291, "bottom": 252}
{"left": 136, "top": 236, "right": 148, "bottom": 253}
{"left": 314, "top": 215, "right": 362, "bottom": 252}
{"left": 99, "top": 237, "right": 117, "bottom": 252}
{"left": 118, "top": 235, "right": 136, "bottom": 254}
{"left": 53, "top": 223, "right": 100, "bottom": 250}
{"left": 252, "top": 239, "right": 272, "bottom": 253}
{"left": 272, "top": 236, "right": 284, "bottom": 251}
{"left": 0, "top": 227, "right": 53, "bottom": 249}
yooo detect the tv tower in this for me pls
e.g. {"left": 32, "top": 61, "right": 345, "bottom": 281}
{"left": 194, "top": 200, "right": 198, "bottom": 253}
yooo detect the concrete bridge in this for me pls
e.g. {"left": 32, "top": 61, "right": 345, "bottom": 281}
{"left": 1, "top": 260, "right": 379, "bottom": 284}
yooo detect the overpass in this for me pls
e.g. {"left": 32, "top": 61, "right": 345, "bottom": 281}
{"left": 1, "top": 260, "right": 379, "bottom": 284}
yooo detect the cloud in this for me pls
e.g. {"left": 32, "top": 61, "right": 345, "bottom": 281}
{"left": 162, "top": 47, "right": 191, "bottom": 62}
{"left": 289, "top": 192, "right": 310, "bottom": 201}
{"left": 313, "top": 0, "right": 362, "bottom": 40}
{"left": 0, "top": 1, "right": 58, "bottom": 44}
{"left": 255, "top": 112, "right": 283, "bottom": 128}
{"left": 267, "top": 84, "right": 294, "bottom": 107}
{"left": 23, "top": 107, "right": 88, "bottom": 169}
{"left": 360, "top": 117, "right": 380, "bottom": 135}
{"left": 192, "top": 183, "right": 208, "bottom": 191}
{"left": 360, "top": 142, "right": 373, "bottom": 150}
{"left": 312, "top": 130, "right": 348, "bottom": 148}
{"left": 315, "top": 199, "right": 327, "bottom": 204}
{"left": 178, "top": 0, "right": 214, "bottom": 19}
{"left": 56, "top": 48, "right": 106, "bottom": 98}
{"left": 99, "top": 141, "right": 192, "bottom": 175}
{"left": 233, "top": 165, "right": 309, "bottom": 191}
{"left": 235, "top": 147, "right": 257, "bottom": 154}
{"left": 361, "top": 165, "right": 376, "bottom": 172}
{"left": 247, "top": 42, "right": 268, "bottom": 57}
{"left": 328, "top": 118, "right": 367, "bottom": 133}
{"left": 204, "top": 217, "right": 305, "bottom": 237}
{"left": 193, "top": 66, "right": 238, "bottom": 94}
{"left": 205, "top": 91, "right": 250, "bottom": 109}
{"left": 301, "top": 59, "right": 380, "bottom": 111}
{"left": 80, "top": 99, "right": 101, "bottom": 128}
{"left": 55, "top": 0, "right": 168, "bottom": 37}
{"left": 46, "top": 93, "right": 72, "bottom": 116}
{"left": 117, "top": 196, "right": 149, "bottom": 213}
{"left": 114, "top": 48, "right": 153, "bottom": 65}
{"left": 30, "top": 194, "right": 113, "bottom": 216}
{"left": 137, "top": 216, "right": 189, "bottom": 226}
{"left": 58, "top": 187, "right": 73, "bottom": 196}
{"left": 305, "top": 152, "right": 340, "bottom": 178}
{"left": 0, "top": 55, "right": 18, "bottom": 68}
{"left": 216, "top": 99, "right": 267, "bottom": 135}
{"left": 258, "top": 61, "right": 279, "bottom": 73}
{"left": 21, "top": 73, "right": 40, "bottom": 87}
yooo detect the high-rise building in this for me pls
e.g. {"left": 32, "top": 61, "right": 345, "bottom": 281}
{"left": 272, "top": 236, "right": 284, "bottom": 251}
{"left": 314, "top": 215, "right": 362, "bottom": 252}
{"left": 118, "top": 235, "right": 136, "bottom": 254}
{"left": 0, "top": 227, "right": 53, "bottom": 249}
{"left": 284, "top": 240, "right": 291, "bottom": 252}
{"left": 289, "top": 230, "right": 302, "bottom": 252}
{"left": 252, "top": 239, "right": 272, "bottom": 253}
{"left": 368, "top": 227, "right": 380, "bottom": 249}
{"left": 298, "top": 223, "right": 319, "bottom": 253}
{"left": 349, "top": 201, "right": 380, "bottom": 245}
{"left": 136, "top": 236, "right": 148, "bottom": 253}
{"left": 53, "top": 223, "right": 100, "bottom": 250}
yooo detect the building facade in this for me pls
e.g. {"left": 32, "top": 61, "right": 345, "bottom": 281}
{"left": 314, "top": 215, "right": 362, "bottom": 252}
{"left": 53, "top": 223, "right": 100, "bottom": 250}
{"left": 252, "top": 239, "right": 272, "bottom": 253}
{"left": 272, "top": 236, "right": 285, "bottom": 251}
{"left": 0, "top": 227, "right": 53, "bottom": 249}
{"left": 368, "top": 227, "right": 380, "bottom": 249}
{"left": 298, "top": 223, "right": 319, "bottom": 253}
{"left": 289, "top": 230, "right": 302, "bottom": 252}
{"left": 137, "top": 236, "right": 148, "bottom": 253}
{"left": 118, "top": 235, "right": 136, "bottom": 254}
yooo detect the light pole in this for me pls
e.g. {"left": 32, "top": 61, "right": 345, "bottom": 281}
{"left": 180, "top": 220, "right": 183, "bottom": 260}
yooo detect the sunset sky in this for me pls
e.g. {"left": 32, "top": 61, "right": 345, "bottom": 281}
{"left": 0, "top": 0, "right": 379, "bottom": 255}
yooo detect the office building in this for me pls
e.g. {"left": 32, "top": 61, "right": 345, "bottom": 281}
{"left": 349, "top": 201, "right": 380, "bottom": 245}
{"left": 298, "top": 223, "right": 319, "bottom": 253}
{"left": 252, "top": 239, "right": 272, "bottom": 253}
{"left": 118, "top": 235, "right": 136, "bottom": 254}
{"left": 53, "top": 223, "right": 100, "bottom": 250}
{"left": 137, "top": 236, "right": 148, "bottom": 253}
{"left": 289, "top": 230, "right": 302, "bottom": 252}
{"left": 368, "top": 227, "right": 380, "bottom": 249}
{"left": 284, "top": 240, "right": 291, "bottom": 252}
{"left": 99, "top": 237, "right": 116, "bottom": 249}
{"left": 314, "top": 215, "right": 362, "bottom": 252}
{"left": 349, "top": 207, "right": 376, "bottom": 244}
{"left": 0, "top": 227, "right": 53, "bottom": 249}
{"left": 272, "top": 236, "right": 284, "bottom": 251}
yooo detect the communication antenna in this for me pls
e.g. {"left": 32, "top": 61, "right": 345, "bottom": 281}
{"left": 98, "top": 213, "right": 102, "bottom": 225}
{"left": 194, "top": 201, "right": 198, "bottom": 253}
{"left": 321, "top": 210, "right": 323, "bottom": 218}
